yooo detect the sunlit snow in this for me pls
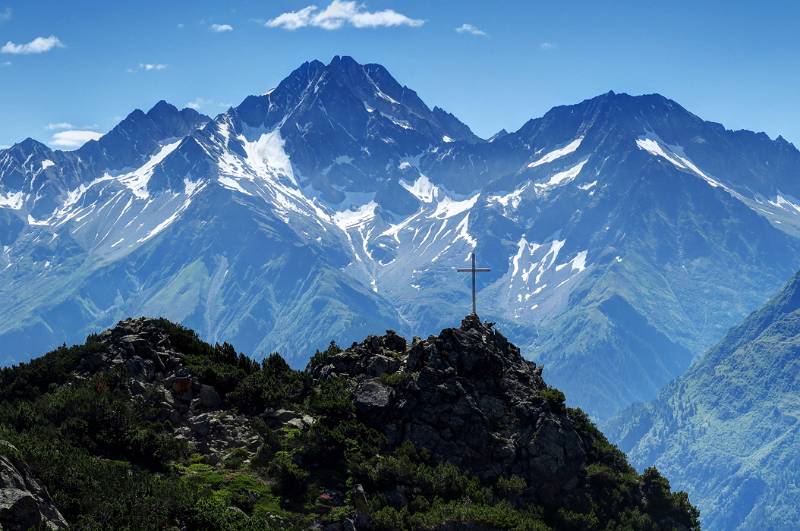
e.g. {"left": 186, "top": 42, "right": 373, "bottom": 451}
{"left": 118, "top": 140, "right": 183, "bottom": 200}
{"left": 400, "top": 175, "right": 439, "bottom": 203}
{"left": 428, "top": 194, "right": 479, "bottom": 220}
{"left": 535, "top": 159, "right": 589, "bottom": 193}
{"left": 528, "top": 137, "right": 584, "bottom": 168}
{"left": 0, "top": 191, "right": 24, "bottom": 210}
{"left": 635, "top": 134, "right": 725, "bottom": 188}
{"left": 333, "top": 201, "right": 378, "bottom": 230}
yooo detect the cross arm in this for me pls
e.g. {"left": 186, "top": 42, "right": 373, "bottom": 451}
{"left": 456, "top": 268, "right": 491, "bottom": 272}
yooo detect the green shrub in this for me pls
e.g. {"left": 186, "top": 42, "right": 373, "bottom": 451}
{"left": 539, "top": 387, "right": 566, "bottom": 414}
{"left": 268, "top": 451, "right": 309, "bottom": 499}
{"left": 379, "top": 371, "right": 409, "bottom": 386}
{"left": 496, "top": 475, "right": 527, "bottom": 498}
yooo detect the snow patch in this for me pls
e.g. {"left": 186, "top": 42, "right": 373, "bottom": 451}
{"left": 768, "top": 194, "right": 800, "bottom": 215}
{"left": 240, "top": 130, "right": 296, "bottom": 185}
{"left": 118, "top": 140, "right": 182, "bottom": 200}
{"left": 453, "top": 213, "right": 477, "bottom": 247}
{"left": 429, "top": 193, "right": 479, "bottom": 220}
{"left": 488, "top": 183, "right": 529, "bottom": 210}
{"left": 528, "top": 136, "right": 584, "bottom": 168}
{"left": 41, "top": 159, "right": 55, "bottom": 170}
{"left": 0, "top": 191, "right": 24, "bottom": 210}
{"left": 635, "top": 133, "right": 725, "bottom": 188}
{"left": 400, "top": 175, "right": 439, "bottom": 203}
{"left": 333, "top": 201, "right": 377, "bottom": 230}
{"left": 535, "top": 159, "right": 589, "bottom": 193}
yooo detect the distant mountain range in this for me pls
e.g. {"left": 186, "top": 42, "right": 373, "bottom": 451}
{"left": 607, "top": 269, "right": 800, "bottom": 530}
{"left": 2, "top": 55, "right": 800, "bottom": 422}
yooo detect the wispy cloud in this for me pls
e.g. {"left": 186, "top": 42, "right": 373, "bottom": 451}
{"left": 1, "top": 35, "right": 64, "bottom": 55}
{"left": 50, "top": 130, "right": 103, "bottom": 149}
{"left": 185, "top": 97, "right": 210, "bottom": 110}
{"left": 539, "top": 42, "right": 556, "bottom": 51}
{"left": 185, "top": 97, "right": 233, "bottom": 110}
{"left": 45, "top": 122, "right": 73, "bottom": 131}
{"left": 210, "top": 23, "right": 233, "bottom": 33}
{"left": 455, "top": 23, "right": 487, "bottom": 37}
{"left": 1, "top": 60, "right": 10, "bottom": 67}
{"left": 130, "top": 63, "right": 168, "bottom": 73}
{"left": 266, "top": 0, "right": 424, "bottom": 31}
{"left": 177, "top": 23, "right": 185, "bottom": 29}
{"left": 0, "top": 7, "right": 12, "bottom": 22}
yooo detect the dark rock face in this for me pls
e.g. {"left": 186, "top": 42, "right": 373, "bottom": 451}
{"left": 310, "top": 315, "right": 587, "bottom": 505}
{"left": 0, "top": 441, "right": 68, "bottom": 530}
{"left": 87, "top": 318, "right": 262, "bottom": 462}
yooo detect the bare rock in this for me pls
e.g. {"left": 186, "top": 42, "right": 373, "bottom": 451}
{"left": 0, "top": 442, "right": 68, "bottom": 530}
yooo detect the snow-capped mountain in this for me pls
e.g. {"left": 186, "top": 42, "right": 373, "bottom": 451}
{"left": 2, "top": 56, "right": 800, "bottom": 421}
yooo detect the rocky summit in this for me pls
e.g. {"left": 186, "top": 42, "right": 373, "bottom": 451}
{"left": 0, "top": 316, "right": 698, "bottom": 529}
{"left": 312, "top": 315, "right": 583, "bottom": 499}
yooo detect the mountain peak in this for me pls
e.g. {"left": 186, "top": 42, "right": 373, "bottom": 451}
{"left": 11, "top": 137, "right": 51, "bottom": 153}
{"left": 146, "top": 99, "right": 179, "bottom": 117}
{"left": 327, "top": 54, "right": 360, "bottom": 68}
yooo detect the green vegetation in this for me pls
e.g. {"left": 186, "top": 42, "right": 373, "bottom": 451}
{"left": 0, "top": 320, "right": 699, "bottom": 530}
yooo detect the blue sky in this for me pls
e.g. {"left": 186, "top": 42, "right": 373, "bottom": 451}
{"left": 1, "top": 0, "right": 798, "bottom": 149}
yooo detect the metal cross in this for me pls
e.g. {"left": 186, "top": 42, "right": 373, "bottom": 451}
{"left": 457, "top": 252, "right": 491, "bottom": 316}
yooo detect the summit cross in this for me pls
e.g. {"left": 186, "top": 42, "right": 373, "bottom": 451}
{"left": 457, "top": 252, "right": 491, "bottom": 316}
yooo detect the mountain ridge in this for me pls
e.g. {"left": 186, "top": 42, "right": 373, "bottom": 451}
{"left": 2, "top": 55, "right": 800, "bottom": 424}
{"left": 606, "top": 269, "right": 800, "bottom": 530}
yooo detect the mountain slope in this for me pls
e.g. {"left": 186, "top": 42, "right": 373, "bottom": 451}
{"left": 606, "top": 270, "right": 800, "bottom": 530}
{"left": 2, "top": 57, "right": 800, "bottom": 422}
{"left": 0, "top": 316, "right": 699, "bottom": 529}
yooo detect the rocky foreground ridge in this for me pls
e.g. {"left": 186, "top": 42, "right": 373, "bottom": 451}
{"left": 0, "top": 316, "right": 698, "bottom": 529}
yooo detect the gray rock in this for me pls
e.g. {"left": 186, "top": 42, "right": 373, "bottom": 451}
{"left": 0, "top": 442, "right": 68, "bottom": 530}
{"left": 354, "top": 379, "right": 393, "bottom": 414}
{"left": 190, "top": 414, "right": 212, "bottom": 436}
{"left": 199, "top": 385, "right": 222, "bottom": 409}
{"left": 308, "top": 315, "right": 594, "bottom": 504}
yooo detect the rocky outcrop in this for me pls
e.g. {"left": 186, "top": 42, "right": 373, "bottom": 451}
{"left": 0, "top": 441, "right": 68, "bottom": 530}
{"left": 84, "top": 318, "right": 262, "bottom": 463}
{"left": 310, "top": 315, "right": 588, "bottom": 505}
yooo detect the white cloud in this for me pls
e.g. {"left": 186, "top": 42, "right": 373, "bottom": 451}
{"left": 45, "top": 122, "right": 73, "bottom": 131}
{"left": 455, "top": 23, "right": 487, "bottom": 37}
{"left": 210, "top": 23, "right": 234, "bottom": 33}
{"left": 186, "top": 98, "right": 232, "bottom": 110}
{"left": 539, "top": 42, "right": 556, "bottom": 51}
{"left": 0, "top": 7, "right": 12, "bottom": 22}
{"left": 1, "top": 35, "right": 64, "bottom": 55}
{"left": 185, "top": 97, "right": 210, "bottom": 110}
{"left": 177, "top": 23, "right": 185, "bottom": 29}
{"left": 266, "top": 0, "right": 424, "bottom": 31}
{"left": 138, "top": 63, "right": 168, "bottom": 71}
{"left": 266, "top": 6, "right": 316, "bottom": 30}
{"left": 50, "top": 130, "right": 103, "bottom": 149}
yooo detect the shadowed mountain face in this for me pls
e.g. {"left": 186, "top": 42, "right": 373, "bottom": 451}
{"left": 2, "top": 56, "right": 800, "bottom": 421}
{"left": 606, "top": 270, "right": 800, "bottom": 530}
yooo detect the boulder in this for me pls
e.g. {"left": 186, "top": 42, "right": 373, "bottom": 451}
{"left": 354, "top": 379, "right": 393, "bottom": 415}
{"left": 0, "top": 442, "right": 68, "bottom": 530}
{"left": 199, "top": 384, "right": 222, "bottom": 409}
